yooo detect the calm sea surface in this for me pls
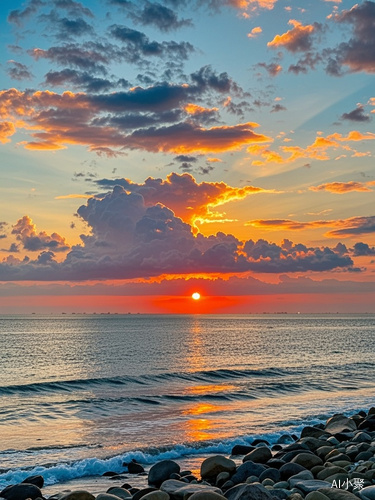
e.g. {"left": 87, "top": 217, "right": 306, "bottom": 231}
{"left": 1, "top": 314, "right": 375, "bottom": 488}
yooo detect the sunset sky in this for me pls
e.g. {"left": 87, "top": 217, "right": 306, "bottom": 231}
{"left": 0, "top": 0, "right": 374, "bottom": 313}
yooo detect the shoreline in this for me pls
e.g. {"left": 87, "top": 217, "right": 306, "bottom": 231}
{"left": 2, "top": 408, "right": 375, "bottom": 500}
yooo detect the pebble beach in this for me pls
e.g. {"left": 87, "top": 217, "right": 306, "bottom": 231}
{"left": 3, "top": 409, "right": 375, "bottom": 500}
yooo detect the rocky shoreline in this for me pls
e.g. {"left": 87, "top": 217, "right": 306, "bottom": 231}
{"left": 2, "top": 409, "right": 375, "bottom": 500}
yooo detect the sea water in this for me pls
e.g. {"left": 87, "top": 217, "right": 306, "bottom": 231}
{"left": 1, "top": 314, "right": 375, "bottom": 489}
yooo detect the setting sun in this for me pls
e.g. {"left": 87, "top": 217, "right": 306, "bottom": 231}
{"left": 192, "top": 292, "right": 201, "bottom": 300}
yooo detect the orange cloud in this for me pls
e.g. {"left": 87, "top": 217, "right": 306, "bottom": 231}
{"left": 0, "top": 89, "right": 271, "bottom": 155}
{"left": 206, "top": 158, "right": 223, "bottom": 163}
{"left": 331, "top": 131, "right": 375, "bottom": 142}
{"left": 246, "top": 215, "right": 375, "bottom": 238}
{"left": 309, "top": 181, "right": 373, "bottom": 194}
{"left": 11, "top": 215, "right": 70, "bottom": 252}
{"left": 23, "top": 141, "right": 66, "bottom": 150}
{"left": 248, "top": 27, "right": 263, "bottom": 38}
{"left": 246, "top": 219, "right": 333, "bottom": 230}
{"left": 184, "top": 103, "right": 218, "bottom": 115}
{"left": 227, "top": 0, "right": 277, "bottom": 10}
{"left": 248, "top": 145, "right": 285, "bottom": 165}
{"left": 96, "top": 172, "right": 276, "bottom": 228}
{"left": 135, "top": 122, "right": 271, "bottom": 154}
{"left": 55, "top": 194, "right": 93, "bottom": 200}
{"left": 0, "top": 121, "right": 16, "bottom": 143}
{"left": 267, "top": 20, "right": 316, "bottom": 52}
{"left": 247, "top": 130, "right": 375, "bottom": 166}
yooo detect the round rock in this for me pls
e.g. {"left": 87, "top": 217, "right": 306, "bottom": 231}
{"left": 160, "top": 479, "right": 188, "bottom": 496}
{"left": 148, "top": 460, "right": 181, "bottom": 487}
{"left": 325, "top": 415, "right": 357, "bottom": 434}
{"left": 106, "top": 487, "right": 132, "bottom": 499}
{"left": 201, "top": 456, "right": 236, "bottom": 479}
{"left": 141, "top": 491, "right": 170, "bottom": 500}
{"left": 230, "top": 461, "right": 266, "bottom": 484}
{"left": 0, "top": 483, "right": 44, "bottom": 500}
{"left": 127, "top": 461, "right": 145, "bottom": 474}
{"left": 279, "top": 463, "right": 307, "bottom": 480}
{"left": 292, "top": 480, "right": 331, "bottom": 494}
{"left": 291, "top": 452, "right": 323, "bottom": 469}
{"left": 243, "top": 447, "right": 272, "bottom": 464}
{"left": 21, "top": 475, "right": 44, "bottom": 489}
{"left": 259, "top": 468, "right": 280, "bottom": 483}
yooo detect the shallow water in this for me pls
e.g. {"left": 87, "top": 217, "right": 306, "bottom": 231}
{"left": 1, "top": 314, "right": 374, "bottom": 488}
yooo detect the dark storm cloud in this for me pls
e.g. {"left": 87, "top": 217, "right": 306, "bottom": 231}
{"left": 44, "top": 69, "right": 130, "bottom": 92}
{"left": 327, "top": 1, "right": 375, "bottom": 75}
{"left": 109, "top": 24, "right": 194, "bottom": 63}
{"left": 340, "top": 105, "right": 371, "bottom": 122}
{"left": 327, "top": 216, "right": 375, "bottom": 237}
{"left": 243, "top": 239, "right": 353, "bottom": 273}
{"left": 50, "top": 15, "right": 94, "bottom": 40}
{"left": 103, "top": 109, "right": 183, "bottom": 129}
{"left": 92, "top": 83, "right": 197, "bottom": 111}
{"left": 129, "top": 2, "right": 193, "bottom": 32}
{"left": 0, "top": 83, "right": 269, "bottom": 154}
{"left": 7, "top": 61, "right": 33, "bottom": 81}
{"left": 190, "top": 65, "right": 239, "bottom": 94}
{"left": 11, "top": 216, "right": 70, "bottom": 252}
{"left": 351, "top": 242, "right": 375, "bottom": 256}
{"left": 29, "top": 43, "right": 114, "bottom": 74}
{"left": 0, "top": 187, "right": 354, "bottom": 281}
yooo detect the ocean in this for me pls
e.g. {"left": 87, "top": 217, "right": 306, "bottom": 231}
{"left": 1, "top": 314, "right": 375, "bottom": 492}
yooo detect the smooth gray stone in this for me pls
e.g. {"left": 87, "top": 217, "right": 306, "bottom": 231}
{"left": 149, "top": 460, "right": 180, "bottom": 487}
{"left": 243, "top": 447, "right": 272, "bottom": 464}
{"left": 289, "top": 470, "right": 314, "bottom": 488}
{"left": 231, "top": 462, "right": 266, "bottom": 484}
{"left": 279, "top": 463, "right": 306, "bottom": 481}
{"left": 293, "top": 480, "right": 331, "bottom": 494}
{"left": 224, "top": 483, "right": 275, "bottom": 500}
